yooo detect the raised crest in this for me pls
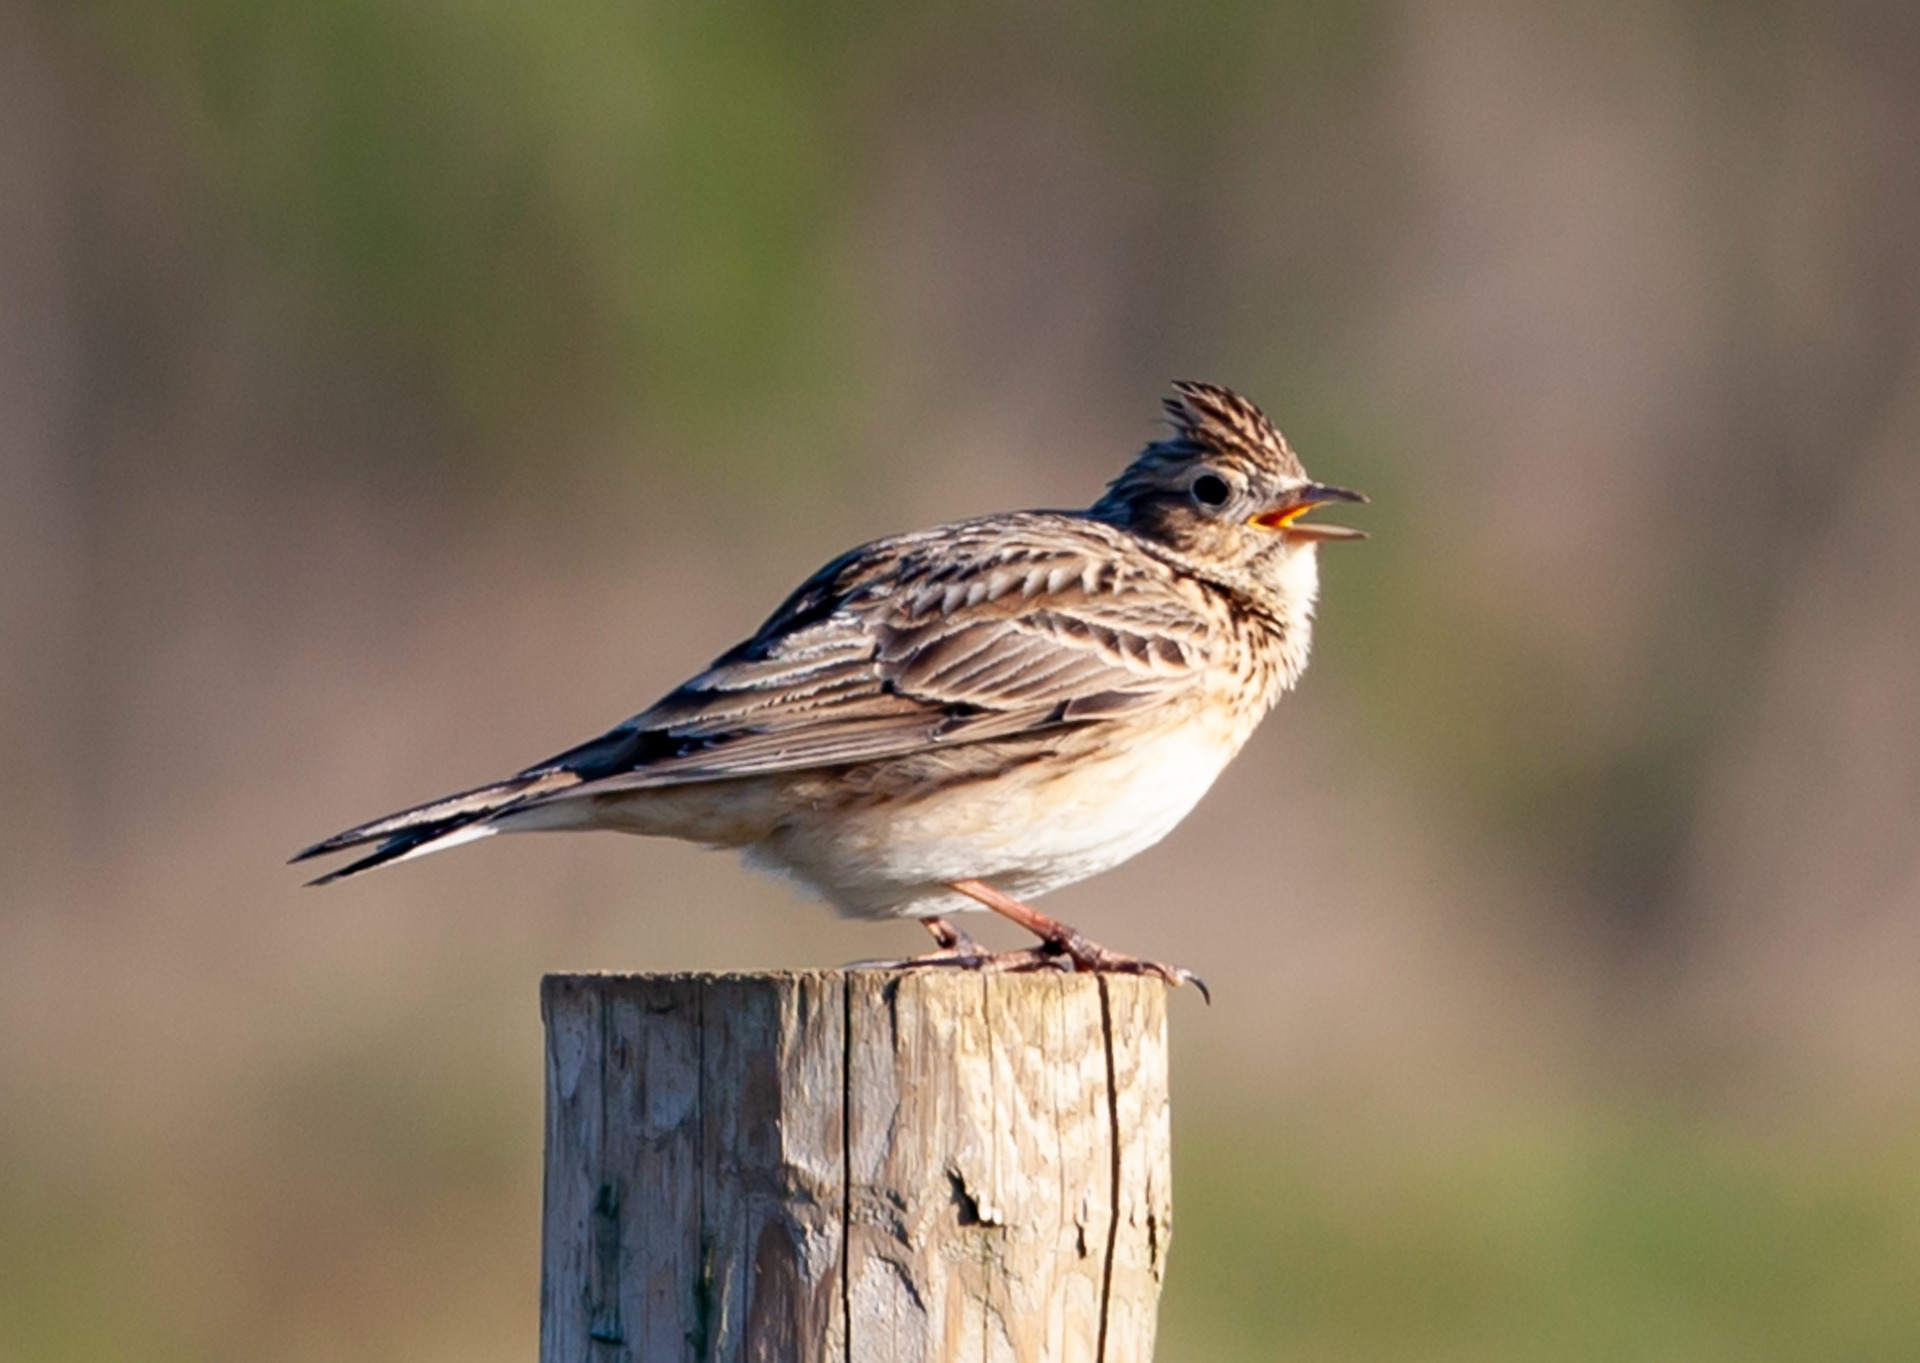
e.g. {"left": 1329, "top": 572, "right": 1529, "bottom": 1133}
{"left": 1160, "top": 380, "right": 1305, "bottom": 480}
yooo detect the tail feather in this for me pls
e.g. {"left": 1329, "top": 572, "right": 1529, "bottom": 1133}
{"left": 300, "top": 819, "right": 502, "bottom": 886}
{"left": 293, "top": 768, "right": 581, "bottom": 884}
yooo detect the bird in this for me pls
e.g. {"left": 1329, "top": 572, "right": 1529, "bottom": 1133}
{"left": 294, "top": 381, "right": 1366, "bottom": 995}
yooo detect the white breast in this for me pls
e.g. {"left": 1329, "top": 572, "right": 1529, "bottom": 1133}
{"left": 745, "top": 713, "right": 1249, "bottom": 920}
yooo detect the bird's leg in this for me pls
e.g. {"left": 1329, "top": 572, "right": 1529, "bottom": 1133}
{"left": 844, "top": 915, "right": 1001, "bottom": 972}
{"left": 922, "top": 916, "right": 977, "bottom": 954}
{"left": 948, "top": 879, "right": 1210, "bottom": 1001}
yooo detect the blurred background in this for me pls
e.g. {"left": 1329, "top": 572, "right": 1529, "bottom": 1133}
{"left": 4, "top": 0, "right": 1919, "bottom": 1357}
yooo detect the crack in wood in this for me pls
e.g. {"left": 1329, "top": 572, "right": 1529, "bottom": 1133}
{"left": 839, "top": 973, "right": 853, "bottom": 1362}
{"left": 590, "top": 991, "right": 624, "bottom": 1347}
{"left": 1095, "top": 975, "right": 1122, "bottom": 1363}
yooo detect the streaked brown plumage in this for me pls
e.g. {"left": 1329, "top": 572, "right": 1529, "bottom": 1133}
{"left": 294, "top": 382, "right": 1366, "bottom": 992}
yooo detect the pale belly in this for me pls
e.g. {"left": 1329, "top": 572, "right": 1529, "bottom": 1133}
{"left": 745, "top": 719, "right": 1245, "bottom": 919}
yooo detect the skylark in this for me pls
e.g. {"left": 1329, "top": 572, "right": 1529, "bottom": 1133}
{"left": 295, "top": 382, "right": 1366, "bottom": 993}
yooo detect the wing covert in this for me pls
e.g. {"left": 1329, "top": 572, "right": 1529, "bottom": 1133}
{"left": 531, "top": 515, "right": 1220, "bottom": 796}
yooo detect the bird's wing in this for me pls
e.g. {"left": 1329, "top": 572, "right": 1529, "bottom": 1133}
{"left": 543, "top": 515, "right": 1222, "bottom": 792}
{"left": 293, "top": 516, "right": 1223, "bottom": 879}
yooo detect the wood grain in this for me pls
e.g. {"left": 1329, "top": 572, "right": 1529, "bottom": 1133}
{"left": 540, "top": 971, "right": 1171, "bottom": 1363}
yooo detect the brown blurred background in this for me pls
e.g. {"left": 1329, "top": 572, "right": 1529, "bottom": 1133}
{"left": 5, "top": 1, "right": 1920, "bottom": 1358}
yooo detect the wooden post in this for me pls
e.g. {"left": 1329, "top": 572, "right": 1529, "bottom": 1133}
{"left": 540, "top": 970, "right": 1172, "bottom": 1363}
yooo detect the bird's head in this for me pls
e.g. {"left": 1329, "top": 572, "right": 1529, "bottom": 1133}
{"left": 1090, "top": 381, "right": 1367, "bottom": 609}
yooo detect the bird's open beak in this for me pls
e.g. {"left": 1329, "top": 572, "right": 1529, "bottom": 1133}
{"left": 1251, "top": 483, "right": 1369, "bottom": 541}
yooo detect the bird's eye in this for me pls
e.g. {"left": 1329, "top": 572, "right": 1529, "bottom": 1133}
{"left": 1190, "top": 473, "right": 1232, "bottom": 508}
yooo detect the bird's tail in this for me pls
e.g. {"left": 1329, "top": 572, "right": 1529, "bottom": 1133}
{"left": 290, "top": 768, "right": 581, "bottom": 885}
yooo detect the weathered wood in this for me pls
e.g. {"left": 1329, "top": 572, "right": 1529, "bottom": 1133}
{"left": 540, "top": 971, "right": 1172, "bottom": 1363}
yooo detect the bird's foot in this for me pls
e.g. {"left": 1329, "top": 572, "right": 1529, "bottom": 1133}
{"left": 1031, "top": 931, "right": 1211, "bottom": 1003}
{"left": 946, "top": 879, "right": 1211, "bottom": 1002}
{"left": 847, "top": 940, "right": 1202, "bottom": 995}
{"left": 846, "top": 917, "right": 1069, "bottom": 974}
{"left": 851, "top": 905, "right": 1210, "bottom": 1001}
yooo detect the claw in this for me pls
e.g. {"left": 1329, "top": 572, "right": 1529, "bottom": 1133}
{"left": 1034, "top": 936, "right": 1210, "bottom": 1001}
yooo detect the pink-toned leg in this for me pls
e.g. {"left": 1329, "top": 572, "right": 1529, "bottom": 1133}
{"left": 948, "top": 879, "right": 1210, "bottom": 1001}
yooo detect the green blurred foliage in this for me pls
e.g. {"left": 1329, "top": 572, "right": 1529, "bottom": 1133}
{"left": 0, "top": 985, "right": 540, "bottom": 1363}
{"left": 1165, "top": 1117, "right": 1920, "bottom": 1362}
{"left": 87, "top": 0, "right": 879, "bottom": 468}
{"left": 76, "top": 0, "right": 1383, "bottom": 476}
